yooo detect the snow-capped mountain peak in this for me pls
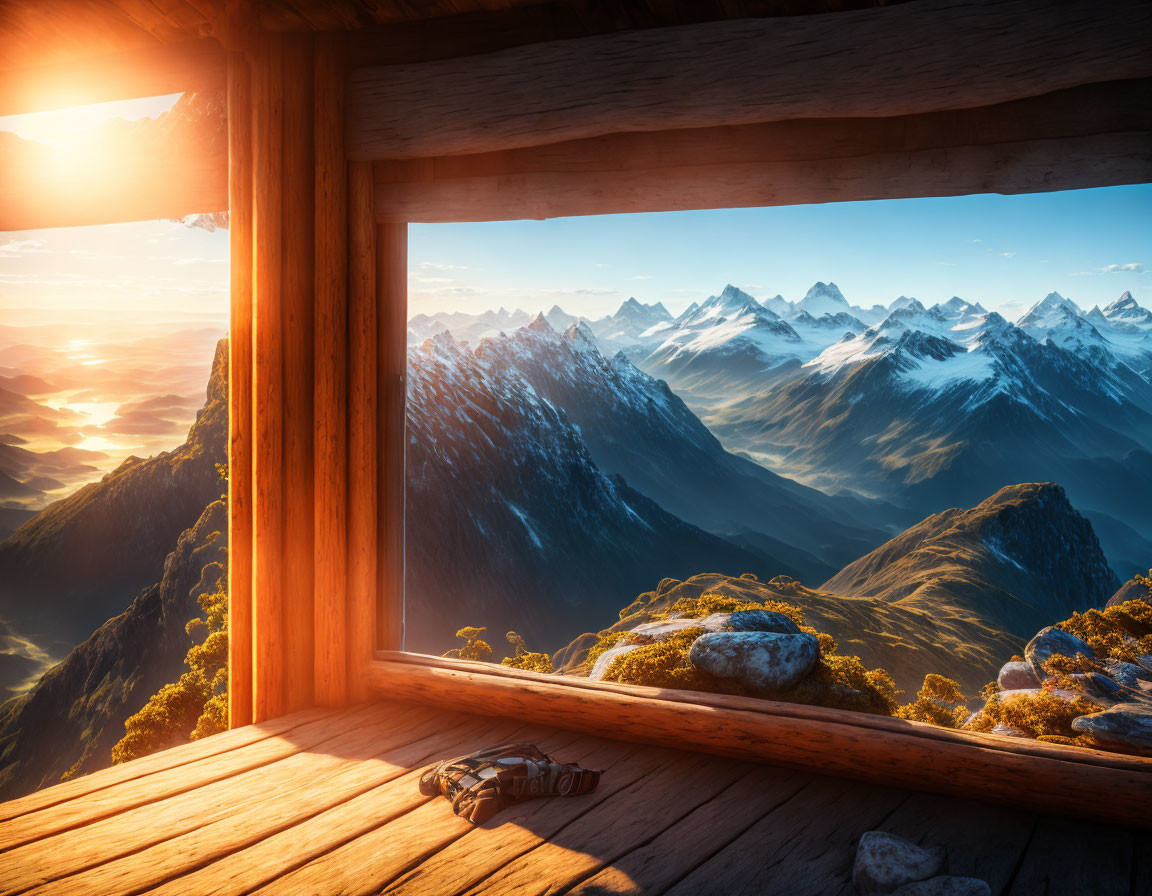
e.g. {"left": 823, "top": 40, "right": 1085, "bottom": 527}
{"left": 797, "top": 281, "right": 850, "bottom": 316}
{"left": 1017, "top": 291, "right": 1082, "bottom": 329}
{"left": 527, "top": 311, "right": 559, "bottom": 336}
{"left": 1102, "top": 291, "right": 1152, "bottom": 325}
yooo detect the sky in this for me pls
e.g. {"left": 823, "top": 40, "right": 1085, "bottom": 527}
{"left": 409, "top": 184, "right": 1152, "bottom": 320}
{"left": 0, "top": 92, "right": 1148, "bottom": 503}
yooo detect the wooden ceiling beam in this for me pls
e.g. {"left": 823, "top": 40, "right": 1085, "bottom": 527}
{"left": 349, "top": 0, "right": 1152, "bottom": 161}
{"left": 371, "top": 79, "right": 1152, "bottom": 222}
{"left": 0, "top": 37, "right": 226, "bottom": 117}
{"left": 0, "top": 145, "right": 227, "bottom": 231}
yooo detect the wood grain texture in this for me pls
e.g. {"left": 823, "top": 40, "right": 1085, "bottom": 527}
{"left": 146, "top": 717, "right": 547, "bottom": 896}
{"left": 227, "top": 48, "right": 255, "bottom": 729}
{"left": 25, "top": 714, "right": 505, "bottom": 896}
{"left": 0, "top": 149, "right": 227, "bottom": 232}
{"left": 0, "top": 705, "right": 342, "bottom": 825}
{"left": 279, "top": 30, "right": 316, "bottom": 714}
{"left": 367, "top": 659, "right": 1152, "bottom": 829}
{"left": 312, "top": 30, "right": 351, "bottom": 707}
{"left": 663, "top": 777, "right": 911, "bottom": 896}
{"left": 1006, "top": 815, "right": 1138, "bottom": 896}
{"left": 457, "top": 749, "right": 756, "bottom": 896}
{"left": 0, "top": 703, "right": 417, "bottom": 894}
{"left": 273, "top": 732, "right": 637, "bottom": 896}
{"left": 373, "top": 130, "right": 1152, "bottom": 222}
{"left": 0, "top": 704, "right": 377, "bottom": 854}
{"left": 379, "top": 651, "right": 1152, "bottom": 773}
{"left": 348, "top": 0, "right": 1152, "bottom": 160}
{"left": 566, "top": 766, "right": 810, "bottom": 895}
{"left": 0, "top": 37, "right": 225, "bottom": 116}
{"left": 0, "top": 699, "right": 1146, "bottom": 896}
{"left": 346, "top": 161, "right": 379, "bottom": 701}
{"left": 251, "top": 30, "right": 286, "bottom": 723}
{"left": 376, "top": 223, "right": 407, "bottom": 652}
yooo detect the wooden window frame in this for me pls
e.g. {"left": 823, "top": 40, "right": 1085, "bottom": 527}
{"left": 214, "top": 3, "right": 1152, "bottom": 828}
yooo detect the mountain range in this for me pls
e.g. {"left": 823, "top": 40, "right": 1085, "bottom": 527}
{"left": 0, "top": 340, "right": 227, "bottom": 697}
{"left": 0, "top": 307, "right": 1136, "bottom": 798}
{"left": 556, "top": 483, "right": 1119, "bottom": 697}
{"left": 422, "top": 283, "right": 1151, "bottom": 579}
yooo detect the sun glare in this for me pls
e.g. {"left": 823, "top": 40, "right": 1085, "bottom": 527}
{"left": 0, "top": 93, "right": 182, "bottom": 146}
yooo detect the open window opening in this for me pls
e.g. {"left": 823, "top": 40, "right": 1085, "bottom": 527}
{"left": 0, "top": 92, "right": 230, "bottom": 793}
{"left": 403, "top": 185, "right": 1152, "bottom": 757}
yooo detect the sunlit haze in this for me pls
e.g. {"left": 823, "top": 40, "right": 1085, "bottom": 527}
{"left": 410, "top": 184, "right": 1151, "bottom": 320}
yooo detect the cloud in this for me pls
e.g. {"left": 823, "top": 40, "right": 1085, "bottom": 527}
{"left": 594, "top": 263, "right": 611, "bottom": 269}
{"left": 934, "top": 261, "right": 957, "bottom": 267}
{"left": 966, "top": 239, "right": 983, "bottom": 244}
{"left": 418, "top": 261, "right": 471, "bottom": 272}
{"left": 997, "top": 251, "right": 1016, "bottom": 258}
{"left": 574, "top": 288, "right": 617, "bottom": 296}
{"left": 630, "top": 275, "right": 652, "bottom": 280}
{"left": 1102, "top": 263, "right": 1145, "bottom": 273}
{"left": 0, "top": 239, "right": 50, "bottom": 257}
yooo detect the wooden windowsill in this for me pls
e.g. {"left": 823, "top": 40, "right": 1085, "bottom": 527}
{"left": 370, "top": 650, "right": 1152, "bottom": 829}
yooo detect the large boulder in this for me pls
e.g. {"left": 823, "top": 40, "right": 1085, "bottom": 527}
{"left": 852, "top": 831, "right": 945, "bottom": 895}
{"left": 625, "top": 609, "right": 800, "bottom": 644}
{"left": 997, "top": 660, "right": 1039, "bottom": 691}
{"left": 1025, "top": 627, "right": 1095, "bottom": 682}
{"left": 1104, "top": 660, "right": 1152, "bottom": 689}
{"left": 891, "top": 877, "right": 991, "bottom": 896}
{"left": 688, "top": 631, "right": 818, "bottom": 691}
{"left": 1072, "top": 704, "right": 1152, "bottom": 754}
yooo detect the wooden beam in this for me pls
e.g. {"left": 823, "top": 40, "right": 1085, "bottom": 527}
{"left": 226, "top": 49, "right": 254, "bottom": 729}
{"left": 346, "top": 161, "right": 378, "bottom": 702}
{"left": 0, "top": 149, "right": 226, "bottom": 232}
{"left": 372, "top": 80, "right": 1152, "bottom": 222}
{"left": 312, "top": 31, "right": 351, "bottom": 708}
{"left": 0, "top": 38, "right": 227, "bottom": 117}
{"left": 376, "top": 222, "right": 406, "bottom": 655}
{"left": 250, "top": 31, "right": 286, "bottom": 723}
{"left": 348, "top": 0, "right": 1152, "bottom": 160}
{"left": 368, "top": 657, "right": 1152, "bottom": 830}
{"left": 280, "top": 32, "right": 316, "bottom": 714}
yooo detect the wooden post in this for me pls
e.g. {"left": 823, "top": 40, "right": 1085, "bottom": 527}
{"left": 377, "top": 222, "right": 407, "bottom": 654}
{"left": 280, "top": 32, "right": 317, "bottom": 713}
{"left": 347, "top": 162, "right": 378, "bottom": 700}
{"left": 227, "top": 49, "right": 254, "bottom": 729}
{"left": 312, "top": 32, "right": 351, "bottom": 706}
{"left": 250, "top": 31, "right": 286, "bottom": 723}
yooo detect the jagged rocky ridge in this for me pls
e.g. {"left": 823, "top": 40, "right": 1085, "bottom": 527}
{"left": 404, "top": 331, "right": 763, "bottom": 654}
{"left": 557, "top": 483, "right": 1119, "bottom": 695}
{"left": 473, "top": 314, "right": 895, "bottom": 579}
{"left": 0, "top": 499, "right": 226, "bottom": 800}
{"left": 0, "top": 340, "right": 228, "bottom": 694}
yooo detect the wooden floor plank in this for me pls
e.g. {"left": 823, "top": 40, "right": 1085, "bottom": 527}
{"left": 663, "top": 776, "right": 911, "bottom": 896}
{"left": 0, "top": 698, "right": 1147, "bottom": 896}
{"left": 877, "top": 791, "right": 1037, "bottom": 895}
{"left": 0, "top": 702, "right": 400, "bottom": 854}
{"left": 454, "top": 748, "right": 756, "bottom": 896}
{"left": 380, "top": 736, "right": 654, "bottom": 896}
{"left": 1007, "top": 815, "right": 1136, "bottom": 896}
{"left": 145, "top": 719, "right": 577, "bottom": 896}
{"left": 264, "top": 732, "right": 649, "bottom": 893}
{"left": 0, "top": 703, "right": 454, "bottom": 895}
{"left": 0, "top": 704, "right": 348, "bottom": 825}
{"left": 32, "top": 714, "right": 535, "bottom": 896}
{"left": 566, "top": 764, "right": 811, "bottom": 895}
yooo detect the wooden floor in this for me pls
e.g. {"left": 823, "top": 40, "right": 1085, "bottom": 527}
{"left": 0, "top": 701, "right": 1148, "bottom": 895}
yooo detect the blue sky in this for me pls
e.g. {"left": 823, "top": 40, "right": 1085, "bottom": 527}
{"left": 409, "top": 184, "right": 1152, "bottom": 320}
